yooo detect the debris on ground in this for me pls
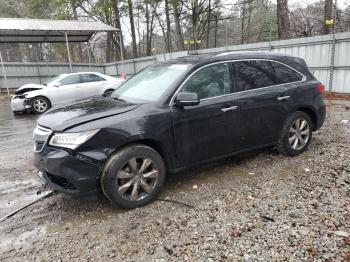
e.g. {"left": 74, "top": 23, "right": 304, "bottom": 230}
{"left": 0, "top": 99, "right": 349, "bottom": 261}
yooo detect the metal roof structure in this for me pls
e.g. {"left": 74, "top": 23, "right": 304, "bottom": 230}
{"left": 0, "top": 18, "right": 121, "bottom": 94}
{"left": 0, "top": 18, "right": 119, "bottom": 43}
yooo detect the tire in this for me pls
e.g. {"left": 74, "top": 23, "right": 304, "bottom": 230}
{"left": 277, "top": 111, "right": 313, "bottom": 156}
{"left": 101, "top": 144, "right": 166, "bottom": 209}
{"left": 31, "top": 96, "right": 51, "bottom": 114}
{"left": 103, "top": 89, "right": 114, "bottom": 97}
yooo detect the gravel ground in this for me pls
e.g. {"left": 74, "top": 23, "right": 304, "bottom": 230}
{"left": 0, "top": 99, "right": 349, "bottom": 261}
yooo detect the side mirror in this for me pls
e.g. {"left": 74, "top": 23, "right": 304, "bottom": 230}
{"left": 174, "top": 92, "right": 200, "bottom": 107}
{"left": 53, "top": 82, "right": 60, "bottom": 87}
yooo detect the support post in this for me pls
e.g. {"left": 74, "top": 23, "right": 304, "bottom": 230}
{"left": 328, "top": 0, "right": 337, "bottom": 93}
{"left": 87, "top": 42, "right": 91, "bottom": 72}
{"left": 0, "top": 50, "right": 9, "bottom": 95}
{"left": 225, "top": 19, "right": 228, "bottom": 49}
{"left": 65, "top": 32, "right": 73, "bottom": 73}
{"left": 119, "top": 31, "right": 124, "bottom": 62}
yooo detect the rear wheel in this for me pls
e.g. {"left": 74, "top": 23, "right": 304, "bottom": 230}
{"left": 278, "top": 111, "right": 313, "bottom": 156}
{"left": 31, "top": 96, "right": 51, "bottom": 114}
{"left": 101, "top": 144, "right": 166, "bottom": 209}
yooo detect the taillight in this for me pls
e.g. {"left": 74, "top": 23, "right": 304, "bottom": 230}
{"left": 317, "top": 84, "right": 326, "bottom": 94}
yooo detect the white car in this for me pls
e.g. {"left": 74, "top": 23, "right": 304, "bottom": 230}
{"left": 11, "top": 72, "right": 125, "bottom": 114}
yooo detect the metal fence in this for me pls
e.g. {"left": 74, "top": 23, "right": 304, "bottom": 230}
{"left": 1, "top": 32, "right": 350, "bottom": 94}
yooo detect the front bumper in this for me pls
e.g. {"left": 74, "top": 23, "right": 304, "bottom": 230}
{"left": 34, "top": 147, "right": 102, "bottom": 198}
{"left": 10, "top": 96, "right": 28, "bottom": 112}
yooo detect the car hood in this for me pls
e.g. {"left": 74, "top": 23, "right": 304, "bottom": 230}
{"left": 37, "top": 97, "right": 141, "bottom": 132}
{"left": 15, "top": 83, "right": 44, "bottom": 95}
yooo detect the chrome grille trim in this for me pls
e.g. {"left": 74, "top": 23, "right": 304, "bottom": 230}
{"left": 33, "top": 125, "right": 52, "bottom": 152}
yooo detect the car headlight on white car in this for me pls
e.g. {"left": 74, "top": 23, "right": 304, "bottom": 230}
{"left": 49, "top": 129, "right": 100, "bottom": 150}
{"left": 16, "top": 94, "right": 28, "bottom": 99}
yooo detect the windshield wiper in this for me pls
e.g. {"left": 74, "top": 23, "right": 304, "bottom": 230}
{"left": 112, "top": 97, "right": 126, "bottom": 102}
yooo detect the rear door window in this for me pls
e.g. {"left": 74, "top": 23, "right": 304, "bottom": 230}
{"left": 80, "top": 74, "right": 105, "bottom": 83}
{"left": 233, "top": 60, "right": 276, "bottom": 91}
{"left": 271, "top": 62, "right": 303, "bottom": 84}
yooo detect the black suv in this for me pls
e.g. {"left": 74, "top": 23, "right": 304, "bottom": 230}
{"left": 33, "top": 52, "right": 326, "bottom": 208}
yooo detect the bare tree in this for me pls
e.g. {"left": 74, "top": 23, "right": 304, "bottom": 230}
{"left": 277, "top": 0, "right": 291, "bottom": 39}
{"left": 128, "top": 0, "right": 138, "bottom": 58}
{"left": 323, "top": 0, "right": 333, "bottom": 34}
{"left": 165, "top": 0, "right": 172, "bottom": 52}
{"left": 113, "top": 0, "right": 124, "bottom": 60}
{"left": 171, "top": 0, "right": 185, "bottom": 50}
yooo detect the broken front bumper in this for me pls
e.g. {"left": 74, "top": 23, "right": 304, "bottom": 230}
{"left": 34, "top": 146, "right": 102, "bottom": 198}
{"left": 10, "top": 96, "right": 28, "bottom": 112}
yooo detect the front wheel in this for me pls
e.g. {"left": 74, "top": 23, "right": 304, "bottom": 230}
{"left": 31, "top": 96, "right": 51, "bottom": 114}
{"left": 277, "top": 111, "right": 313, "bottom": 156}
{"left": 101, "top": 145, "right": 166, "bottom": 209}
{"left": 103, "top": 89, "right": 114, "bottom": 97}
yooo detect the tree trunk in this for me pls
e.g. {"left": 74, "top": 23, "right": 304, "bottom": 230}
{"left": 146, "top": 2, "right": 151, "bottom": 56}
{"left": 206, "top": 0, "right": 211, "bottom": 48}
{"left": 128, "top": 0, "right": 138, "bottom": 58}
{"left": 171, "top": 0, "right": 185, "bottom": 50}
{"left": 70, "top": 0, "right": 83, "bottom": 62}
{"left": 323, "top": 0, "right": 333, "bottom": 35}
{"left": 106, "top": 32, "right": 113, "bottom": 63}
{"left": 165, "top": 0, "right": 172, "bottom": 53}
{"left": 113, "top": 0, "right": 124, "bottom": 61}
{"left": 277, "top": 0, "right": 291, "bottom": 39}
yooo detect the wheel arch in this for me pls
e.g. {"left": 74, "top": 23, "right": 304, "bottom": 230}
{"left": 295, "top": 106, "right": 317, "bottom": 131}
{"left": 107, "top": 139, "right": 172, "bottom": 172}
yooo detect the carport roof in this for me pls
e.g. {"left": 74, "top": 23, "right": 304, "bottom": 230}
{"left": 0, "top": 18, "right": 119, "bottom": 43}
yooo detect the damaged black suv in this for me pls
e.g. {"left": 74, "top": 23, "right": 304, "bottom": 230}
{"left": 34, "top": 52, "right": 326, "bottom": 208}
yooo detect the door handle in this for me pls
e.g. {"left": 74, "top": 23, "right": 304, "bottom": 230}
{"left": 276, "top": 95, "right": 290, "bottom": 101}
{"left": 221, "top": 106, "right": 238, "bottom": 112}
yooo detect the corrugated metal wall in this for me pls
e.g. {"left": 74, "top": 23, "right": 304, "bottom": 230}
{"left": 0, "top": 63, "right": 104, "bottom": 90}
{"left": 1, "top": 32, "right": 349, "bottom": 93}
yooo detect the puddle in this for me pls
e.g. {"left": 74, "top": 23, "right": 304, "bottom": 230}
{"left": 278, "top": 164, "right": 293, "bottom": 178}
{"left": 0, "top": 225, "right": 46, "bottom": 253}
{"left": 0, "top": 190, "right": 50, "bottom": 210}
{"left": 0, "top": 179, "right": 39, "bottom": 195}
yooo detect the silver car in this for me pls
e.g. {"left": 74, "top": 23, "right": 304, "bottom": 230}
{"left": 11, "top": 72, "right": 125, "bottom": 114}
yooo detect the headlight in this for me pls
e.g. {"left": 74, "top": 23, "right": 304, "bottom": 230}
{"left": 49, "top": 129, "right": 100, "bottom": 150}
{"left": 16, "top": 94, "right": 27, "bottom": 99}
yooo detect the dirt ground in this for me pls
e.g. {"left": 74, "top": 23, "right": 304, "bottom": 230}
{"left": 0, "top": 97, "right": 349, "bottom": 261}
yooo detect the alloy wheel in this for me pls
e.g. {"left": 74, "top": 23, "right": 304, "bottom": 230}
{"left": 288, "top": 118, "right": 310, "bottom": 150}
{"left": 33, "top": 98, "right": 48, "bottom": 113}
{"left": 116, "top": 157, "right": 160, "bottom": 201}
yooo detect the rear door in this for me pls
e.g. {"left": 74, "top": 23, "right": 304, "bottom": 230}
{"left": 232, "top": 60, "right": 304, "bottom": 149}
{"left": 171, "top": 62, "right": 241, "bottom": 167}
{"left": 78, "top": 73, "right": 107, "bottom": 98}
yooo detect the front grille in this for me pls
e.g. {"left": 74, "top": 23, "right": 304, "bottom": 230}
{"left": 33, "top": 125, "right": 52, "bottom": 152}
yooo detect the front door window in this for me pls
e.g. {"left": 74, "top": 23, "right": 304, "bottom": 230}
{"left": 181, "top": 63, "right": 231, "bottom": 99}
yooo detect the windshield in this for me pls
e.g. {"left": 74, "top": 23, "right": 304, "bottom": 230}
{"left": 111, "top": 64, "right": 190, "bottom": 103}
{"left": 44, "top": 74, "right": 64, "bottom": 86}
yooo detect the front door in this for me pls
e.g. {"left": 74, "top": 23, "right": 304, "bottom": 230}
{"left": 171, "top": 62, "right": 241, "bottom": 167}
{"left": 49, "top": 74, "right": 81, "bottom": 105}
